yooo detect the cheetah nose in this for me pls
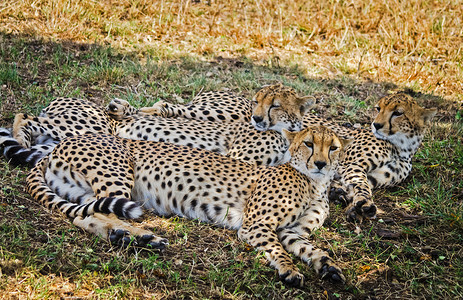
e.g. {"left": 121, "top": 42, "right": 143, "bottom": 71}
{"left": 252, "top": 115, "right": 264, "bottom": 123}
{"left": 108, "top": 104, "right": 118, "bottom": 112}
{"left": 373, "top": 123, "right": 383, "bottom": 130}
{"left": 314, "top": 161, "right": 327, "bottom": 170}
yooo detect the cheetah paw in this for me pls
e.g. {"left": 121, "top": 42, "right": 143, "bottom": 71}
{"left": 106, "top": 98, "right": 132, "bottom": 120}
{"left": 279, "top": 269, "right": 305, "bottom": 288}
{"left": 328, "top": 186, "right": 350, "bottom": 206}
{"left": 73, "top": 213, "right": 168, "bottom": 250}
{"left": 109, "top": 229, "right": 169, "bottom": 249}
{"left": 328, "top": 180, "right": 354, "bottom": 206}
{"left": 346, "top": 200, "right": 377, "bottom": 222}
{"left": 319, "top": 259, "right": 345, "bottom": 284}
{"left": 139, "top": 101, "right": 169, "bottom": 117}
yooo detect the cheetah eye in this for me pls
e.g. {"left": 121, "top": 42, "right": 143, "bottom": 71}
{"left": 392, "top": 111, "right": 403, "bottom": 117}
{"left": 270, "top": 102, "right": 281, "bottom": 109}
{"left": 329, "top": 146, "right": 338, "bottom": 151}
{"left": 304, "top": 141, "right": 313, "bottom": 148}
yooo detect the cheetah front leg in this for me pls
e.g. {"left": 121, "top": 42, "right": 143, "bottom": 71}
{"left": 339, "top": 165, "right": 376, "bottom": 222}
{"left": 106, "top": 99, "right": 169, "bottom": 120}
{"left": 278, "top": 229, "right": 345, "bottom": 284}
{"left": 278, "top": 198, "right": 345, "bottom": 283}
{"left": 138, "top": 101, "right": 171, "bottom": 117}
{"left": 238, "top": 222, "right": 305, "bottom": 287}
{"left": 139, "top": 101, "right": 210, "bottom": 120}
{"left": 74, "top": 213, "right": 168, "bottom": 249}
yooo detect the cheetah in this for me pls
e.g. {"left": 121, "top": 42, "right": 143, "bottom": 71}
{"left": 147, "top": 85, "right": 437, "bottom": 221}
{"left": 26, "top": 126, "right": 350, "bottom": 287}
{"left": 252, "top": 84, "right": 354, "bottom": 139}
{"left": 118, "top": 90, "right": 253, "bottom": 123}
{"left": 1, "top": 98, "right": 118, "bottom": 167}
{"left": 2, "top": 88, "right": 314, "bottom": 167}
{"left": 335, "top": 93, "right": 437, "bottom": 221}
{"left": 2, "top": 85, "right": 436, "bottom": 221}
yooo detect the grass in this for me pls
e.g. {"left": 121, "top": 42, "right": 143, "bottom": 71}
{"left": 0, "top": 0, "right": 462, "bottom": 299}
{"left": 1, "top": 0, "right": 463, "bottom": 100}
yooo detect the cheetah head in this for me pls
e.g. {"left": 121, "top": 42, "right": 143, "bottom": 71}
{"left": 106, "top": 98, "right": 138, "bottom": 121}
{"left": 283, "top": 126, "right": 352, "bottom": 181}
{"left": 372, "top": 93, "right": 437, "bottom": 150}
{"left": 251, "top": 83, "right": 315, "bottom": 133}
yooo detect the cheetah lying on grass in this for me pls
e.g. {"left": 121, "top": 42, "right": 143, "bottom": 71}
{"left": 25, "top": 126, "right": 350, "bottom": 287}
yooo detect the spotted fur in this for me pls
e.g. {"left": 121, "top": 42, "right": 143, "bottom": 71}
{"left": 159, "top": 86, "right": 436, "bottom": 221}
{"left": 2, "top": 86, "right": 435, "bottom": 222}
{"left": 12, "top": 98, "right": 118, "bottom": 148}
{"left": 3, "top": 98, "right": 118, "bottom": 165}
{"left": 26, "top": 126, "right": 349, "bottom": 286}
{"left": 126, "top": 90, "right": 252, "bottom": 123}
{"left": 146, "top": 83, "right": 354, "bottom": 139}
{"left": 1, "top": 88, "right": 306, "bottom": 167}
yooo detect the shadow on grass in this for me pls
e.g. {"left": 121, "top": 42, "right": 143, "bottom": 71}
{"left": 1, "top": 31, "right": 462, "bottom": 299}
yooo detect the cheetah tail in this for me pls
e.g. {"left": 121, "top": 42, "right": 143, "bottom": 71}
{"left": 26, "top": 157, "right": 143, "bottom": 220}
{"left": 0, "top": 127, "right": 54, "bottom": 167}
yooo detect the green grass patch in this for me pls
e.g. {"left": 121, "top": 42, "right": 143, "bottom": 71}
{"left": 0, "top": 62, "right": 21, "bottom": 86}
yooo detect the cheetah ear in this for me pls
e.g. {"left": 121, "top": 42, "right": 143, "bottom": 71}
{"left": 258, "top": 82, "right": 281, "bottom": 90}
{"left": 420, "top": 108, "right": 437, "bottom": 124}
{"left": 282, "top": 129, "right": 298, "bottom": 144}
{"left": 298, "top": 96, "right": 315, "bottom": 115}
{"left": 113, "top": 98, "right": 131, "bottom": 107}
{"left": 258, "top": 84, "right": 271, "bottom": 90}
{"left": 339, "top": 137, "right": 354, "bottom": 149}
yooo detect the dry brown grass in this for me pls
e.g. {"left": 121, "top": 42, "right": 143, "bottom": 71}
{"left": 1, "top": 0, "right": 462, "bottom": 100}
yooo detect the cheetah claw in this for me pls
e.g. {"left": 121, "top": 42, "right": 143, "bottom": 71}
{"left": 140, "top": 235, "right": 169, "bottom": 249}
{"left": 109, "top": 229, "right": 132, "bottom": 247}
{"left": 328, "top": 186, "right": 350, "bottom": 206}
{"left": 362, "top": 204, "right": 377, "bottom": 219}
